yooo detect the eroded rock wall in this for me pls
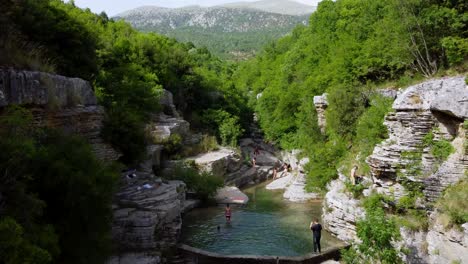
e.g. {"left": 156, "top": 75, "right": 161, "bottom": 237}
{"left": 0, "top": 68, "right": 120, "bottom": 161}
{"left": 367, "top": 77, "right": 468, "bottom": 202}
{"left": 322, "top": 77, "right": 468, "bottom": 263}
{"left": 322, "top": 174, "right": 365, "bottom": 242}
{"left": 313, "top": 93, "right": 328, "bottom": 134}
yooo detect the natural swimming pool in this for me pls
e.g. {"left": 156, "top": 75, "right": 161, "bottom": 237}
{"left": 180, "top": 182, "right": 343, "bottom": 256}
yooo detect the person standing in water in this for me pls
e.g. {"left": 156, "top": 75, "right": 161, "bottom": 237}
{"left": 225, "top": 204, "right": 232, "bottom": 223}
{"left": 310, "top": 218, "right": 322, "bottom": 253}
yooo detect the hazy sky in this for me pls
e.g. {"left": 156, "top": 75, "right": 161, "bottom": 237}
{"left": 70, "top": 0, "right": 322, "bottom": 16}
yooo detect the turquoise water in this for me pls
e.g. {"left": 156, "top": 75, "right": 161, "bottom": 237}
{"left": 180, "top": 182, "right": 342, "bottom": 256}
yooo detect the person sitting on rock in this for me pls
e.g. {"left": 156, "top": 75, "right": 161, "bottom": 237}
{"left": 350, "top": 165, "right": 358, "bottom": 185}
{"left": 272, "top": 167, "right": 278, "bottom": 179}
{"left": 252, "top": 157, "right": 256, "bottom": 167}
{"left": 253, "top": 145, "right": 260, "bottom": 156}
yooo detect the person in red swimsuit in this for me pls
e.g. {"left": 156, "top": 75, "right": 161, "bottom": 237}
{"left": 225, "top": 203, "right": 232, "bottom": 223}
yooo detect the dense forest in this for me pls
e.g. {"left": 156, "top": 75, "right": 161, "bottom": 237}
{"left": 0, "top": 0, "right": 466, "bottom": 263}
{"left": 233, "top": 0, "right": 467, "bottom": 189}
{"left": 1, "top": 0, "right": 249, "bottom": 263}
{"left": 232, "top": 0, "right": 466, "bottom": 262}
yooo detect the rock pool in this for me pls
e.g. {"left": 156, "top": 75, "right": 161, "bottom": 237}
{"left": 180, "top": 181, "right": 343, "bottom": 256}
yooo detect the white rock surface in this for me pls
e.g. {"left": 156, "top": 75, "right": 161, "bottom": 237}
{"left": 187, "top": 147, "right": 243, "bottom": 178}
{"left": 367, "top": 76, "right": 468, "bottom": 203}
{"left": 322, "top": 174, "right": 365, "bottom": 242}
{"left": 215, "top": 186, "right": 249, "bottom": 205}
{"left": 283, "top": 173, "right": 320, "bottom": 202}
{"left": 266, "top": 173, "right": 294, "bottom": 190}
{"left": 313, "top": 93, "right": 328, "bottom": 133}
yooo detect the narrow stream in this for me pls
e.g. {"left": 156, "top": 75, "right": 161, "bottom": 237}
{"left": 180, "top": 181, "right": 343, "bottom": 256}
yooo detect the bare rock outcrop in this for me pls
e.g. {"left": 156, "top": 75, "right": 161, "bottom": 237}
{"left": 398, "top": 212, "right": 468, "bottom": 264}
{"left": 313, "top": 93, "right": 328, "bottom": 134}
{"left": 0, "top": 69, "right": 120, "bottom": 161}
{"left": 322, "top": 174, "right": 365, "bottom": 242}
{"left": 367, "top": 76, "right": 468, "bottom": 203}
{"left": 145, "top": 89, "right": 190, "bottom": 143}
{"left": 110, "top": 174, "right": 186, "bottom": 263}
{"left": 188, "top": 147, "right": 243, "bottom": 178}
{"left": 331, "top": 76, "right": 468, "bottom": 263}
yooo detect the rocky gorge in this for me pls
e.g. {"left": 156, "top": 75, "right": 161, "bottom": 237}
{"left": 2, "top": 67, "right": 466, "bottom": 264}
{"left": 107, "top": 84, "right": 321, "bottom": 263}
{"left": 0, "top": 68, "right": 321, "bottom": 263}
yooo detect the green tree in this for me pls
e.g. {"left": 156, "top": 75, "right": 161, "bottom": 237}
{"left": 342, "top": 194, "right": 402, "bottom": 264}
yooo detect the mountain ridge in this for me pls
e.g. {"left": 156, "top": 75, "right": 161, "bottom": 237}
{"left": 115, "top": 1, "right": 315, "bottom": 59}
{"left": 116, "top": 0, "right": 316, "bottom": 17}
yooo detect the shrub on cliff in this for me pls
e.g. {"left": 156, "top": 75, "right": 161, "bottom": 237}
{"left": 169, "top": 164, "right": 223, "bottom": 202}
{"left": 0, "top": 106, "right": 119, "bottom": 264}
{"left": 437, "top": 177, "right": 468, "bottom": 228}
{"left": 342, "top": 194, "right": 402, "bottom": 264}
{"left": 202, "top": 109, "right": 245, "bottom": 147}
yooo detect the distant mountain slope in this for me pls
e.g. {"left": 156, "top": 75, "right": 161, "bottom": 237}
{"left": 115, "top": 2, "right": 315, "bottom": 60}
{"left": 222, "top": 0, "right": 316, "bottom": 15}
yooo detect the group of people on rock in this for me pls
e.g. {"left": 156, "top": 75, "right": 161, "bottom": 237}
{"left": 251, "top": 144, "right": 292, "bottom": 180}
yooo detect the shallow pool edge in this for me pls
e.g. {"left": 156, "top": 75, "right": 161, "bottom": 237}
{"left": 178, "top": 243, "right": 350, "bottom": 264}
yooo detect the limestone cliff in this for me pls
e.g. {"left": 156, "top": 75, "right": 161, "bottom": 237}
{"left": 368, "top": 76, "right": 468, "bottom": 204}
{"left": 0, "top": 68, "right": 120, "bottom": 161}
{"left": 109, "top": 90, "right": 192, "bottom": 264}
{"left": 322, "top": 76, "right": 468, "bottom": 263}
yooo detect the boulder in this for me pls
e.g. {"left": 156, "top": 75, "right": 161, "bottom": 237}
{"left": 225, "top": 166, "right": 257, "bottom": 188}
{"left": 392, "top": 76, "right": 466, "bottom": 114}
{"left": 239, "top": 138, "right": 281, "bottom": 167}
{"left": 215, "top": 186, "right": 249, "bottom": 205}
{"left": 187, "top": 147, "right": 242, "bottom": 178}
{"left": 426, "top": 214, "right": 468, "bottom": 264}
{"left": 280, "top": 149, "right": 309, "bottom": 171}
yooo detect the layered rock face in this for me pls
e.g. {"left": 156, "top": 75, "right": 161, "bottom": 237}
{"left": 110, "top": 90, "right": 191, "bottom": 263}
{"left": 321, "top": 77, "right": 468, "bottom": 262}
{"left": 313, "top": 93, "right": 328, "bottom": 134}
{"left": 367, "top": 76, "right": 468, "bottom": 203}
{"left": 367, "top": 77, "right": 468, "bottom": 263}
{"left": 321, "top": 174, "right": 365, "bottom": 242}
{"left": 109, "top": 176, "right": 186, "bottom": 264}
{"left": 0, "top": 69, "right": 120, "bottom": 161}
{"left": 400, "top": 213, "right": 468, "bottom": 264}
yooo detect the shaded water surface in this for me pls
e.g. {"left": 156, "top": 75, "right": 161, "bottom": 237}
{"left": 181, "top": 182, "right": 342, "bottom": 256}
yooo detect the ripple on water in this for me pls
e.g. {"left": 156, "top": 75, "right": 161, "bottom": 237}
{"left": 181, "top": 182, "right": 342, "bottom": 256}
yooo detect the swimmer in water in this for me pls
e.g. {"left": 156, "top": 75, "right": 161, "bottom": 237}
{"left": 225, "top": 203, "right": 232, "bottom": 223}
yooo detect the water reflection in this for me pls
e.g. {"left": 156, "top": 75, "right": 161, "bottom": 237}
{"left": 180, "top": 181, "right": 342, "bottom": 256}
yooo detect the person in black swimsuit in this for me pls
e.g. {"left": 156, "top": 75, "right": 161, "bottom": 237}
{"left": 310, "top": 218, "right": 322, "bottom": 253}
{"left": 225, "top": 203, "right": 232, "bottom": 223}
